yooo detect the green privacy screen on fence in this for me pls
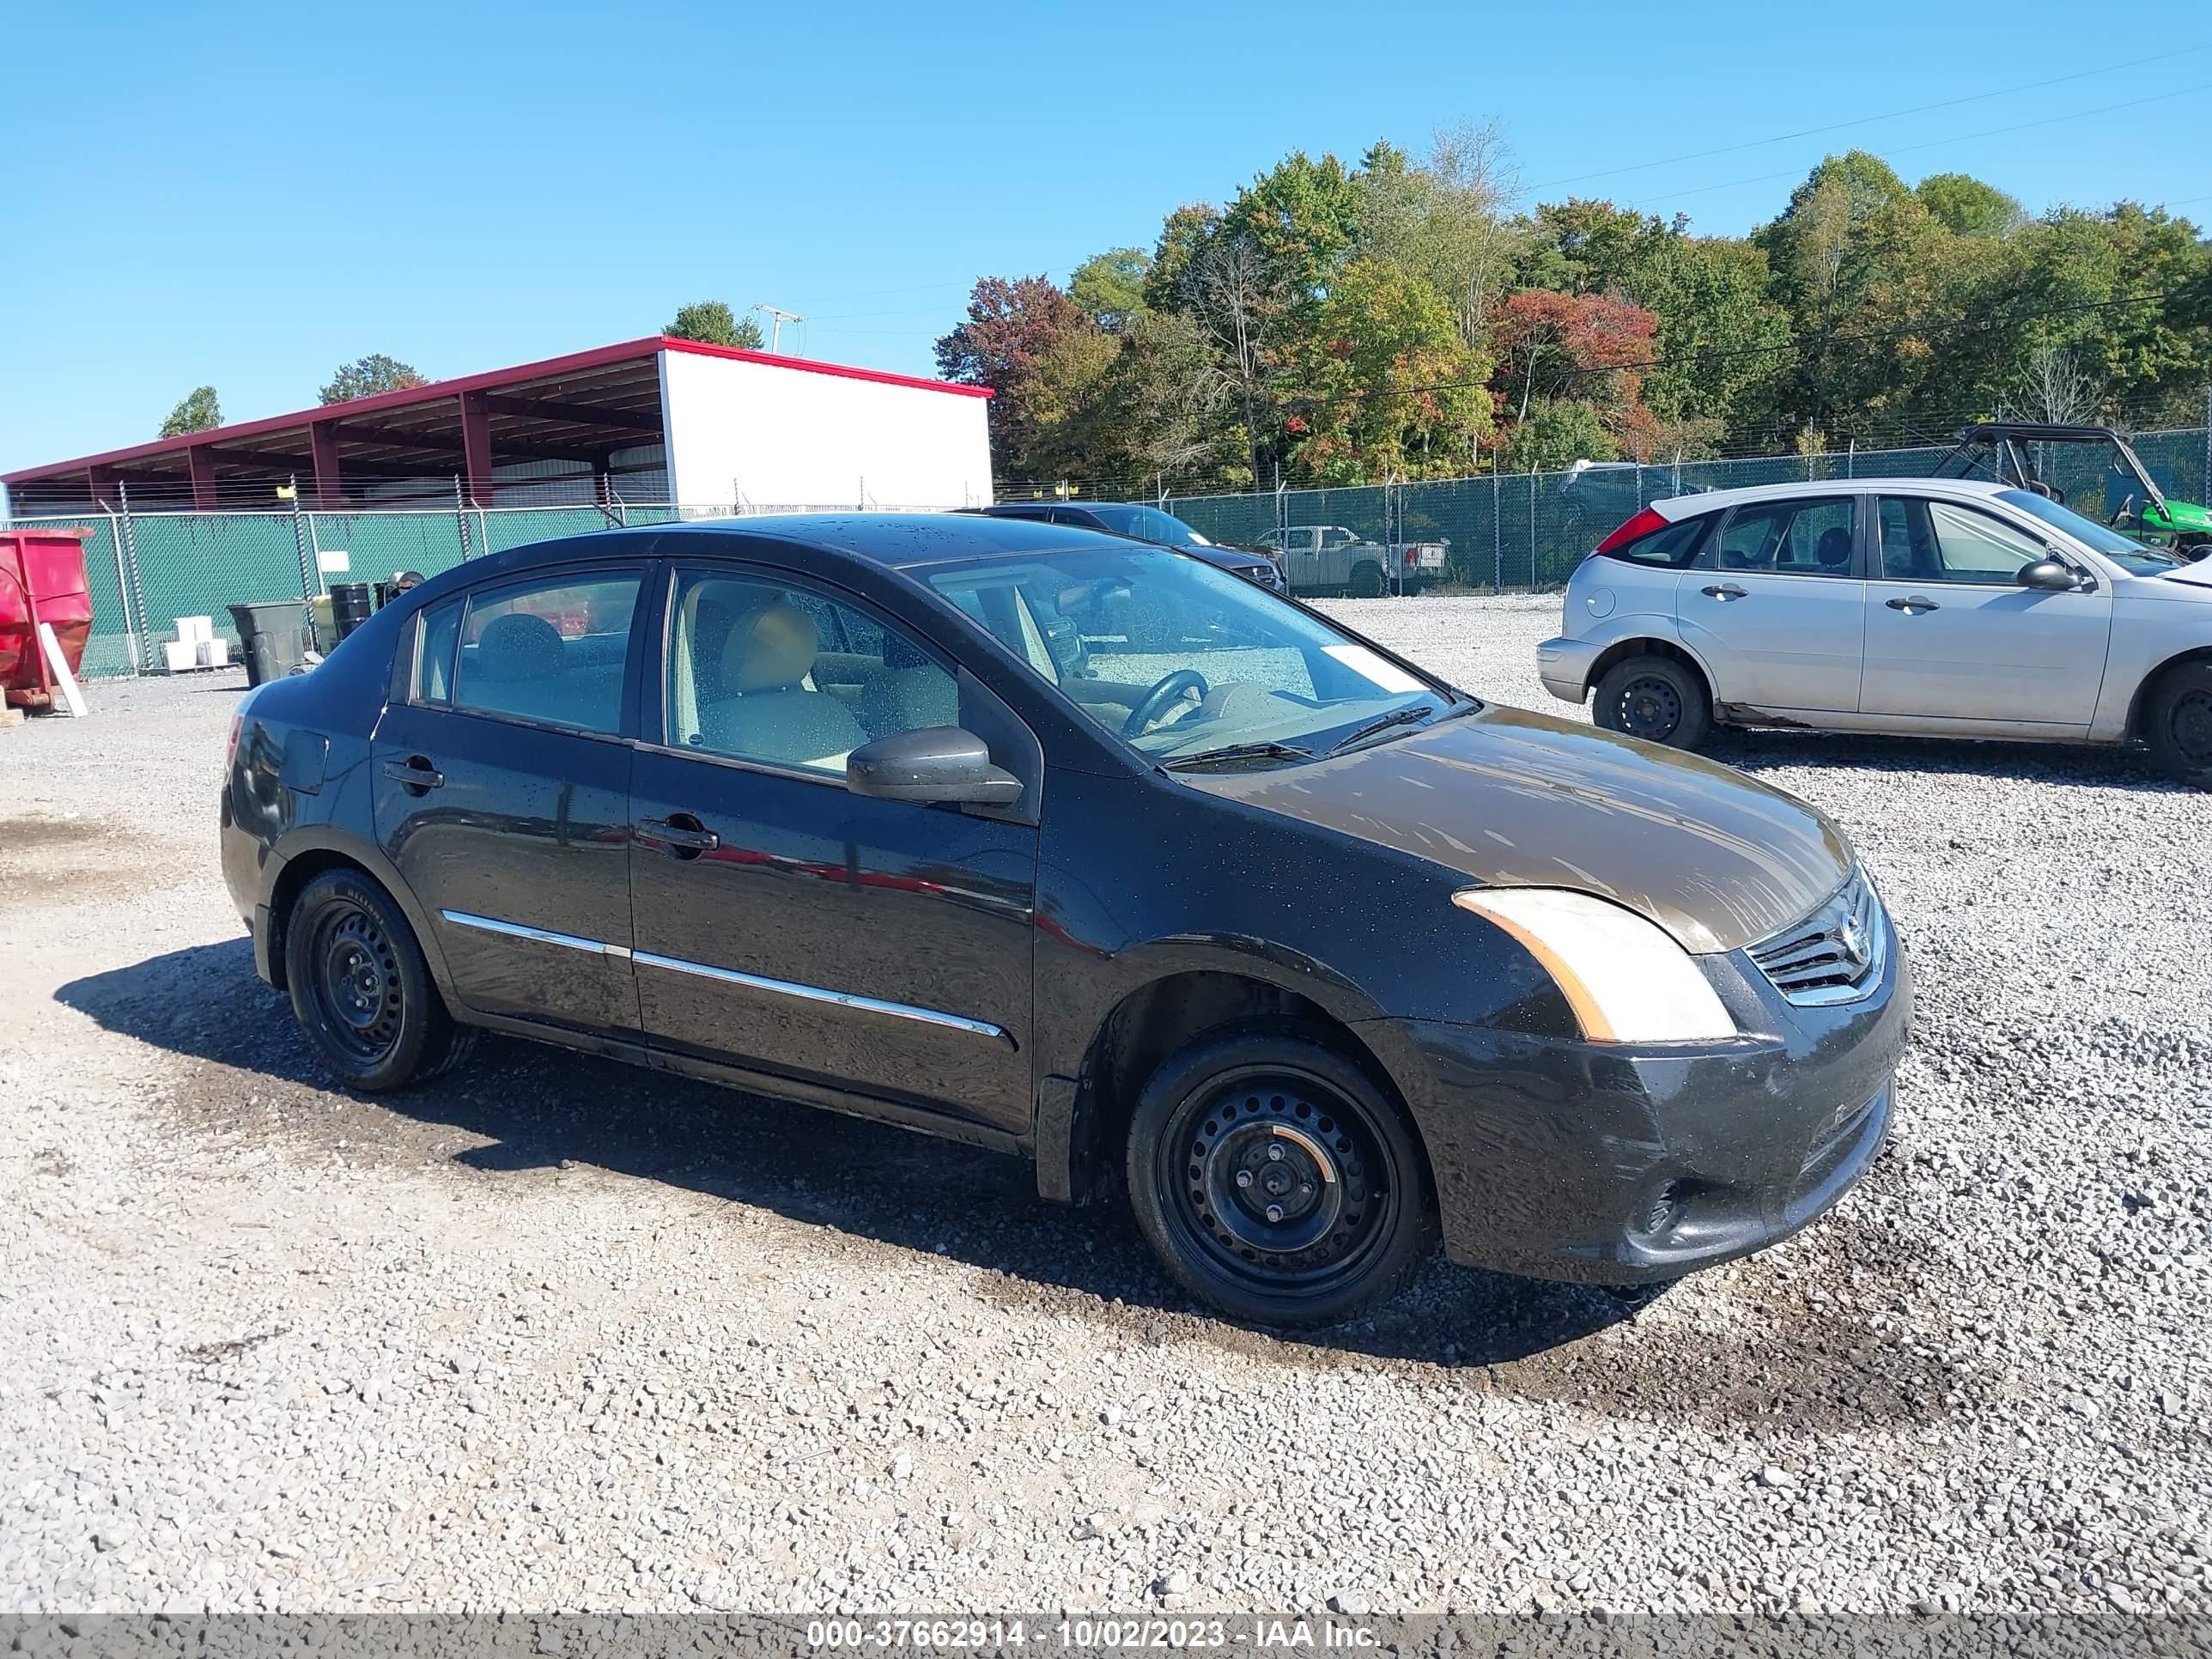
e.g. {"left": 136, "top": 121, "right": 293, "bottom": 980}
{"left": 9, "top": 429, "right": 2206, "bottom": 677}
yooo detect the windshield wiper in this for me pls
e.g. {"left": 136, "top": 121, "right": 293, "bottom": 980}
{"left": 1323, "top": 702, "right": 1444, "bottom": 757}
{"left": 1161, "top": 739, "right": 1315, "bottom": 772}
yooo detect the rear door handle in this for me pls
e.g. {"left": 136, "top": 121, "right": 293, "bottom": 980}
{"left": 1885, "top": 595, "right": 1941, "bottom": 613}
{"left": 636, "top": 815, "right": 720, "bottom": 858}
{"left": 1700, "top": 583, "right": 1747, "bottom": 600}
{"left": 381, "top": 757, "right": 444, "bottom": 793}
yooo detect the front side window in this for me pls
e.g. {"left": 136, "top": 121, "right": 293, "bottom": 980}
{"left": 452, "top": 573, "right": 640, "bottom": 733}
{"left": 665, "top": 571, "right": 957, "bottom": 776}
{"left": 1879, "top": 497, "right": 2052, "bottom": 584}
{"left": 921, "top": 548, "right": 1464, "bottom": 767}
{"left": 1715, "top": 497, "right": 1856, "bottom": 576}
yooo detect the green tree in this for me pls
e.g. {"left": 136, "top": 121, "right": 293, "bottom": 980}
{"left": 1069, "top": 248, "right": 1152, "bottom": 333}
{"left": 158, "top": 386, "right": 221, "bottom": 437}
{"left": 319, "top": 354, "right": 429, "bottom": 405}
{"left": 665, "top": 300, "right": 767, "bottom": 349}
{"left": 1916, "top": 173, "right": 2023, "bottom": 239}
{"left": 1358, "top": 124, "right": 1522, "bottom": 349}
{"left": 1496, "top": 400, "right": 1620, "bottom": 472}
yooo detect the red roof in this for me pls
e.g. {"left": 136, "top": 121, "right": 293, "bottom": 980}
{"left": 3, "top": 335, "right": 989, "bottom": 485}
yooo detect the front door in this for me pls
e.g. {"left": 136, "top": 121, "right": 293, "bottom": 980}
{"left": 1860, "top": 495, "right": 2114, "bottom": 726}
{"left": 371, "top": 568, "right": 647, "bottom": 1035}
{"left": 1675, "top": 494, "right": 1865, "bottom": 713}
{"left": 628, "top": 564, "right": 1039, "bottom": 1133}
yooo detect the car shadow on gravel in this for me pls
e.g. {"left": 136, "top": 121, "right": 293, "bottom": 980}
{"left": 56, "top": 939, "right": 1669, "bottom": 1373}
{"left": 1701, "top": 726, "right": 2173, "bottom": 790}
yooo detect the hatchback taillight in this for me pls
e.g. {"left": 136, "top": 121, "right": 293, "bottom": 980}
{"left": 1595, "top": 507, "right": 1668, "bottom": 555}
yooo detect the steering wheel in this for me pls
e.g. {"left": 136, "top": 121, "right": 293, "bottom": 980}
{"left": 1122, "top": 669, "right": 1210, "bottom": 738}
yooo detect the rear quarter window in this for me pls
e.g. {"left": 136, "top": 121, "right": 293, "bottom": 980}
{"left": 1604, "top": 514, "right": 1712, "bottom": 568}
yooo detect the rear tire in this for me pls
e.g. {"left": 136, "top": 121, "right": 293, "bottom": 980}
{"left": 1594, "top": 653, "right": 1712, "bottom": 750}
{"left": 1125, "top": 1026, "right": 1435, "bottom": 1328}
{"left": 1349, "top": 562, "right": 1385, "bottom": 599}
{"left": 284, "top": 868, "right": 477, "bottom": 1091}
{"left": 2143, "top": 660, "right": 2212, "bottom": 788}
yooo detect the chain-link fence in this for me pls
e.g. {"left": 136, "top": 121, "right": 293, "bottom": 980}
{"left": 1168, "top": 426, "right": 2211, "bottom": 591}
{"left": 9, "top": 426, "right": 2208, "bottom": 677}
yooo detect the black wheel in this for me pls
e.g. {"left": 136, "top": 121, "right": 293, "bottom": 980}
{"left": 284, "top": 868, "right": 476, "bottom": 1090}
{"left": 1348, "top": 562, "right": 1385, "bottom": 599}
{"left": 1125, "top": 1026, "right": 1435, "bottom": 1328}
{"left": 2143, "top": 660, "right": 2212, "bottom": 788}
{"left": 1594, "top": 653, "right": 1711, "bottom": 750}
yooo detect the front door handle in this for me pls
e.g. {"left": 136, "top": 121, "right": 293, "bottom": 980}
{"left": 636, "top": 815, "right": 720, "bottom": 858}
{"left": 1885, "top": 595, "right": 1941, "bottom": 613}
{"left": 381, "top": 757, "right": 444, "bottom": 793}
{"left": 1700, "top": 582, "right": 1747, "bottom": 599}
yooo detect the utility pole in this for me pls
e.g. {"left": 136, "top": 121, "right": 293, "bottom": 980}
{"left": 750, "top": 304, "right": 804, "bottom": 351}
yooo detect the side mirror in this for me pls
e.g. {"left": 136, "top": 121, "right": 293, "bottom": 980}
{"left": 847, "top": 726, "right": 1022, "bottom": 806}
{"left": 2017, "top": 559, "right": 2079, "bottom": 592}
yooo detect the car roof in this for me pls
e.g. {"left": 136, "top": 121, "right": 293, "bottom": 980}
{"left": 1650, "top": 476, "right": 2017, "bottom": 519}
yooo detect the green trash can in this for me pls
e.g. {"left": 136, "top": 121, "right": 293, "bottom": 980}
{"left": 228, "top": 600, "right": 309, "bottom": 688}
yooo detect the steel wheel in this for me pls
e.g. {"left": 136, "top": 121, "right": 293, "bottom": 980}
{"left": 1152, "top": 1061, "right": 1405, "bottom": 1304}
{"left": 307, "top": 901, "right": 405, "bottom": 1066}
{"left": 1613, "top": 674, "right": 1682, "bottom": 740}
{"left": 2167, "top": 684, "right": 2212, "bottom": 768}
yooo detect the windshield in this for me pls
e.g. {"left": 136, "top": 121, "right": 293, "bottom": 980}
{"left": 921, "top": 549, "right": 1462, "bottom": 764}
{"left": 1998, "top": 489, "right": 2183, "bottom": 574}
{"left": 1085, "top": 504, "right": 1203, "bottom": 545}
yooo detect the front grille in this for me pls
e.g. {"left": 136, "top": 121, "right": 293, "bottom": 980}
{"left": 1748, "top": 871, "right": 1884, "bottom": 1006}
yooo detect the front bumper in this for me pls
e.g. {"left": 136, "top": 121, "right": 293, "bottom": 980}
{"left": 1535, "top": 635, "right": 1597, "bottom": 704}
{"left": 1390, "top": 913, "right": 1911, "bottom": 1285}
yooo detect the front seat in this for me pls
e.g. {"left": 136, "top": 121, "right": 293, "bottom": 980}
{"left": 700, "top": 600, "right": 868, "bottom": 768}
{"left": 1814, "top": 526, "right": 1854, "bottom": 573}
{"left": 860, "top": 629, "right": 958, "bottom": 737}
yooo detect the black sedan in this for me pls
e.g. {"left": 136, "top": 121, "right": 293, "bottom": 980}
{"left": 222, "top": 514, "right": 1909, "bottom": 1328}
{"left": 966, "top": 501, "right": 1284, "bottom": 592}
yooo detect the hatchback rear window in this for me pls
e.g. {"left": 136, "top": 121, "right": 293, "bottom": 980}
{"left": 1605, "top": 514, "right": 1711, "bottom": 568}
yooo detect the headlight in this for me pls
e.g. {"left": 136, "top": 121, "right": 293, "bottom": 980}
{"left": 1453, "top": 887, "right": 1737, "bottom": 1043}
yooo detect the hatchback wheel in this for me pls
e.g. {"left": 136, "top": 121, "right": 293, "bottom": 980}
{"left": 2144, "top": 660, "right": 2212, "bottom": 788}
{"left": 1126, "top": 1028, "right": 1434, "bottom": 1328}
{"left": 284, "top": 868, "right": 477, "bottom": 1091}
{"left": 1594, "top": 653, "right": 1711, "bottom": 750}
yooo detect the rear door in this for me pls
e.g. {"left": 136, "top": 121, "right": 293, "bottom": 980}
{"left": 1860, "top": 494, "right": 2113, "bottom": 726}
{"left": 627, "top": 561, "right": 1040, "bottom": 1134}
{"left": 371, "top": 566, "right": 646, "bottom": 1035}
{"left": 1675, "top": 494, "right": 1865, "bottom": 713}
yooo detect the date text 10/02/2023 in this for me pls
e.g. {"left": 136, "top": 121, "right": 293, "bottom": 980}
{"left": 804, "top": 1620, "right": 1382, "bottom": 1650}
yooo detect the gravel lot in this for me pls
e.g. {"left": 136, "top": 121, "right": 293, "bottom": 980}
{"left": 2, "top": 595, "right": 2207, "bottom": 1620}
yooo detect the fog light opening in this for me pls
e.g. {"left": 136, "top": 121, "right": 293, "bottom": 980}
{"left": 1640, "top": 1180, "right": 1687, "bottom": 1243}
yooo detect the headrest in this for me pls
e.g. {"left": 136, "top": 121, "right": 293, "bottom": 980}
{"left": 723, "top": 600, "right": 818, "bottom": 694}
{"left": 475, "top": 612, "right": 565, "bottom": 683}
{"left": 1814, "top": 526, "right": 1852, "bottom": 569}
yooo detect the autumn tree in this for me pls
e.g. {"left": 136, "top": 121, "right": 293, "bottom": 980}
{"left": 936, "top": 276, "right": 1109, "bottom": 481}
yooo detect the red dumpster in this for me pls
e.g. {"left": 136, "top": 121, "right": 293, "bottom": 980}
{"left": 0, "top": 527, "right": 94, "bottom": 709}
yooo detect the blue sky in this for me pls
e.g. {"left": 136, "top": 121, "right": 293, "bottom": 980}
{"left": 4, "top": 0, "right": 2207, "bottom": 475}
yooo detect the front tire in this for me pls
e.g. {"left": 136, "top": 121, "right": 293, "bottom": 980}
{"left": 2143, "top": 660, "right": 2212, "bottom": 788}
{"left": 1125, "top": 1027, "right": 1435, "bottom": 1328}
{"left": 1594, "top": 653, "right": 1712, "bottom": 750}
{"left": 284, "top": 868, "right": 477, "bottom": 1091}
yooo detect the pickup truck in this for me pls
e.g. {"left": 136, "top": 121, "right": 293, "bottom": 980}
{"left": 1249, "top": 525, "right": 1449, "bottom": 596}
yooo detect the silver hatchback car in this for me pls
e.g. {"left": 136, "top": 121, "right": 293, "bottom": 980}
{"left": 1537, "top": 477, "right": 2212, "bottom": 787}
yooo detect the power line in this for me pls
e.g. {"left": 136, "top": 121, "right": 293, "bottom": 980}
{"left": 1522, "top": 43, "right": 2212, "bottom": 194}
{"left": 1623, "top": 83, "right": 2212, "bottom": 210}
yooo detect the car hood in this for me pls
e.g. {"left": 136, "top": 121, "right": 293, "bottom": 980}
{"left": 2149, "top": 559, "right": 2212, "bottom": 592}
{"left": 1183, "top": 703, "right": 1854, "bottom": 954}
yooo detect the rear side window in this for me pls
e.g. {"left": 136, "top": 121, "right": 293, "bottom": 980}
{"left": 414, "top": 598, "right": 462, "bottom": 702}
{"left": 1715, "top": 497, "right": 1856, "bottom": 576}
{"left": 1605, "top": 514, "right": 1712, "bottom": 568}
{"left": 453, "top": 573, "right": 641, "bottom": 734}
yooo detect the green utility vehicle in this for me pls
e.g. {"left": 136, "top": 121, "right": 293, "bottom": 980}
{"left": 1934, "top": 422, "right": 2212, "bottom": 560}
